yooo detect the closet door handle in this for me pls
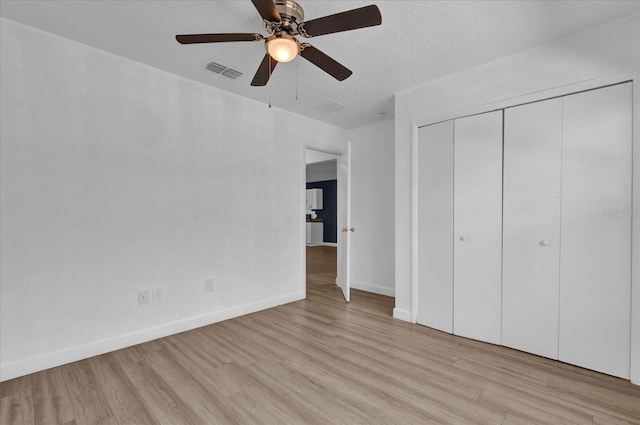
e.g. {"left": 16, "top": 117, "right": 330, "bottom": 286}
{"left": 459, "top": 235, "right": 468, "bottom": 241}
{"left": 540, "top": 240, "right": 550, "bottom": 246}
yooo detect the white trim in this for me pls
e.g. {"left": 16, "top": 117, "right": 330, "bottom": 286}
{"left": 393, "top": 308, "right": 412, "bottom": 322}
{"left": 411, "top": 123, "right": 419, "bottom": 324}
{"left": 414, "top": 73, "right": 635, "bottom": 130}
{"left": 0, "top": 291, "right": 304, "bottom": 382}
{"left": 351, "top": 280, "right": 395, "bottom": 297}
{"left": 301, "top": 147, "right": 308, "bottom": 301}
{"left": 322, "top": 242, "right": 338, "bottom": 247}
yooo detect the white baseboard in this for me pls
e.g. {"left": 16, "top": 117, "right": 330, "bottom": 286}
{"left": 0, "top": 291, "right": 304, "bottom": 382}
{"left": 393, "top": 308, "right": 412, "bottom": 322}
{"left": 322, "top": 242, "right": 337, "bottom": 247}
{"left": 351, "top": 280, "right": 395, "bottom": 297}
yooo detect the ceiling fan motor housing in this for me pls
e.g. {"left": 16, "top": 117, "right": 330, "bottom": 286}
{"left": 275, "top": 0, "right": 304, "bottom": 24}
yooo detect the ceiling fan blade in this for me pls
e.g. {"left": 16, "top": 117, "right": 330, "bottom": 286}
{"left": 251, "top": 0, "right": 282, "bottom": 22}
{"left": 300, "top": 5, "right": 381, "bottom": 37}
{"left": 251, "top": 53, "right": 279, "bottom": 86}
{"left": 300, "top": 44, "right": 352, "bottom": 81}
{"left": 176, "top": 33, "right": 262, "bottom": 44}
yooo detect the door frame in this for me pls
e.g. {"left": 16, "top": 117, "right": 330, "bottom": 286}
{"left": 303, "top": 145, "right": 349, "bottom": 301}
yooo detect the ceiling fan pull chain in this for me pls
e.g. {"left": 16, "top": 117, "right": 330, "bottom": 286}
{"left": 268, "top": 55, "right": 272, "bottom": 108}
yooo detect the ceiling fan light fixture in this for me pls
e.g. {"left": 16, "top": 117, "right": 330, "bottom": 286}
{"left": 267, "top": 35, "right": 299, "bottom": 62}
{"left": 176, "top": 1, "right": 383, "bottom": 86}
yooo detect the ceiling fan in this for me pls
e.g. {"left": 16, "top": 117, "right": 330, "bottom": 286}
{"left": 176, "top": 0, "right": 382, "bottom": 86}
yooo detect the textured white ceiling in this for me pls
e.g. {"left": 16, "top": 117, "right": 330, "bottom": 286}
{"left": 2, "top": 0, "right": 638, "bottom": 129}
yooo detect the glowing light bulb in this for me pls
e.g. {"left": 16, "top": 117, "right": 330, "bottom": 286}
{"left": 267, "top": 37, "right": 298, "bottom": 63}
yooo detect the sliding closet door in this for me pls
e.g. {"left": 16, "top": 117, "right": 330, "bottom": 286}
{"left": 559, "top": 83, "right": 632, "bottom": 378}
{"left": 416, "top": 121, "right": 454, "bottom": 333}
{"left": 502, "top": 98, "right": 562, "bottom": 359}
{"left": 453, "top": 111, "right": 503, "bottom": 344}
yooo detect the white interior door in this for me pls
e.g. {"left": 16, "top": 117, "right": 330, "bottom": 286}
{"left": 336, "top": 142, "right": 351, "bottom": 302}
{"left": 559, "top": 83, "right": 632, "bottom": 378}
{"left": 502, "top": 98, "right": 562, "bottom": 359}
{"left": 453, "top": 111, "right": 503, "bottom": 345}
{"left": 416, "top": 121, "right": 454, "bottom": 333}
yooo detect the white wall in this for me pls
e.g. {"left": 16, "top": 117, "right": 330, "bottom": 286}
{"left": 0, "top": 18, "right": 346, "bottom": 381}
{"left": 349, "top": 119, "right": 395, "bottom": 296}
{"left": 306, "top": 160, "right": 337, "bottom": 183}
{"left": 394, "top": 15, "right": 640, "bottom": 383}
{"left": 306, "top": 149, "right": 337, "bottom": 165}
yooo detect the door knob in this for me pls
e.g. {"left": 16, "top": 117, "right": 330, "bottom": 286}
{"left": 341, "top": 227, "right": 348, "bottom": 232}
{"left": 350, "top": 227, "right": 356, "bottom": 232}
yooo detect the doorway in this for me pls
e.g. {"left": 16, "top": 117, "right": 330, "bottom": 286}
{"left": 305, "top": 147, "right": 349, "bottom": 301}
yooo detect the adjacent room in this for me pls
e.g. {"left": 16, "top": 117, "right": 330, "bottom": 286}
{"left": 1, "top": 1, "right": 639, "bottom": 424}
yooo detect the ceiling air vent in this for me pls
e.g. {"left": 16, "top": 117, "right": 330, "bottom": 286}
{"left": 312, "top": 99, "right": 347, "bottom": 114}
{"left": 221, "top": 68, "right": 243, "bottom": 79}
{"left": 204, "top": 61, "right": 243, "bottom": 80}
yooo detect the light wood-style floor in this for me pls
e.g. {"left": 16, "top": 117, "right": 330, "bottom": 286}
{"left": 2, "top": 245, "right": 639, "bottom": 424}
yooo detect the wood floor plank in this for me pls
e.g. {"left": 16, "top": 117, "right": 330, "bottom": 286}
{"left": 500, "top": 412, "right": 542, "bottom": 425}
{"left": 546, "top": 374, "right": 640, "bottom": 423}
{"left": 296, "top": 343, "right": 505, "bottom": 425}
{"left": 478, "top": 386, "right": 593, "bottom": 425}
{"left": 60, "top": 360, "right": 113, "bottom": 425}
{"left": 220, "top": 389, "right": 283, "bottom": 425}
{"left": 154, "top": 336, "right": 259, "bottom": 400}
{"left": 140, "top": 350, "right": 239, "bottom": 425}
{"left": 0, "top": 376, "right": 32, "bottom": 399}
{"left": 31, "top": 368, "right": 74, "bottom": 425}
{"left": 113, "top": 352, "right": 207, "bottom": 425}
{"left": 243, "top": 358, "right": 359, "bottom": 425}
{"left": 2, "top": 246, "right": 639, "bottom": 425}
{"left": 87, "top": 352, "right": 159, "bottom": 425}
{"left": 282, "top": 355, "right": 430, "bottom": 424}
{"left": 0, "top": 390, "right": 35, "bottom": 425}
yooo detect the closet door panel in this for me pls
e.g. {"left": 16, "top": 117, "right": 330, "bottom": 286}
{"left": 559, "top": 83, "right": 632, "bottom": 378}
{"left": 502, "top": 99, "right": 562, "bottom": 359}
{"left": 453, "top": 111, "right": 503, "bottom": 344}
{"left": 416, "top": 121, "right": 454, "bottom": 333}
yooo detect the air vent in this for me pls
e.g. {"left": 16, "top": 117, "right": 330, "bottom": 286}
{"left": 221, "top": 68, "right": 243, "bottom": 79}
{"left": 204, "top": 61, "right": 243, "bottom": 79}
{"left": 205, "top": 61, "right": 226, "bottom": 74}
{"left": 312, "top": 99, "right": 347, "bottom": 114}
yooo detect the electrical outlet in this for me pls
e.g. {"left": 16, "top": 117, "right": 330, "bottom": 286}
{"left": 153, "top": 287, "right": 163, "bottom": 303}
{"left": 138, "top": 290, "right": 150, "bottom": 305}
{"left": 205, "top": 278, "right": 215, "bottom": 293}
